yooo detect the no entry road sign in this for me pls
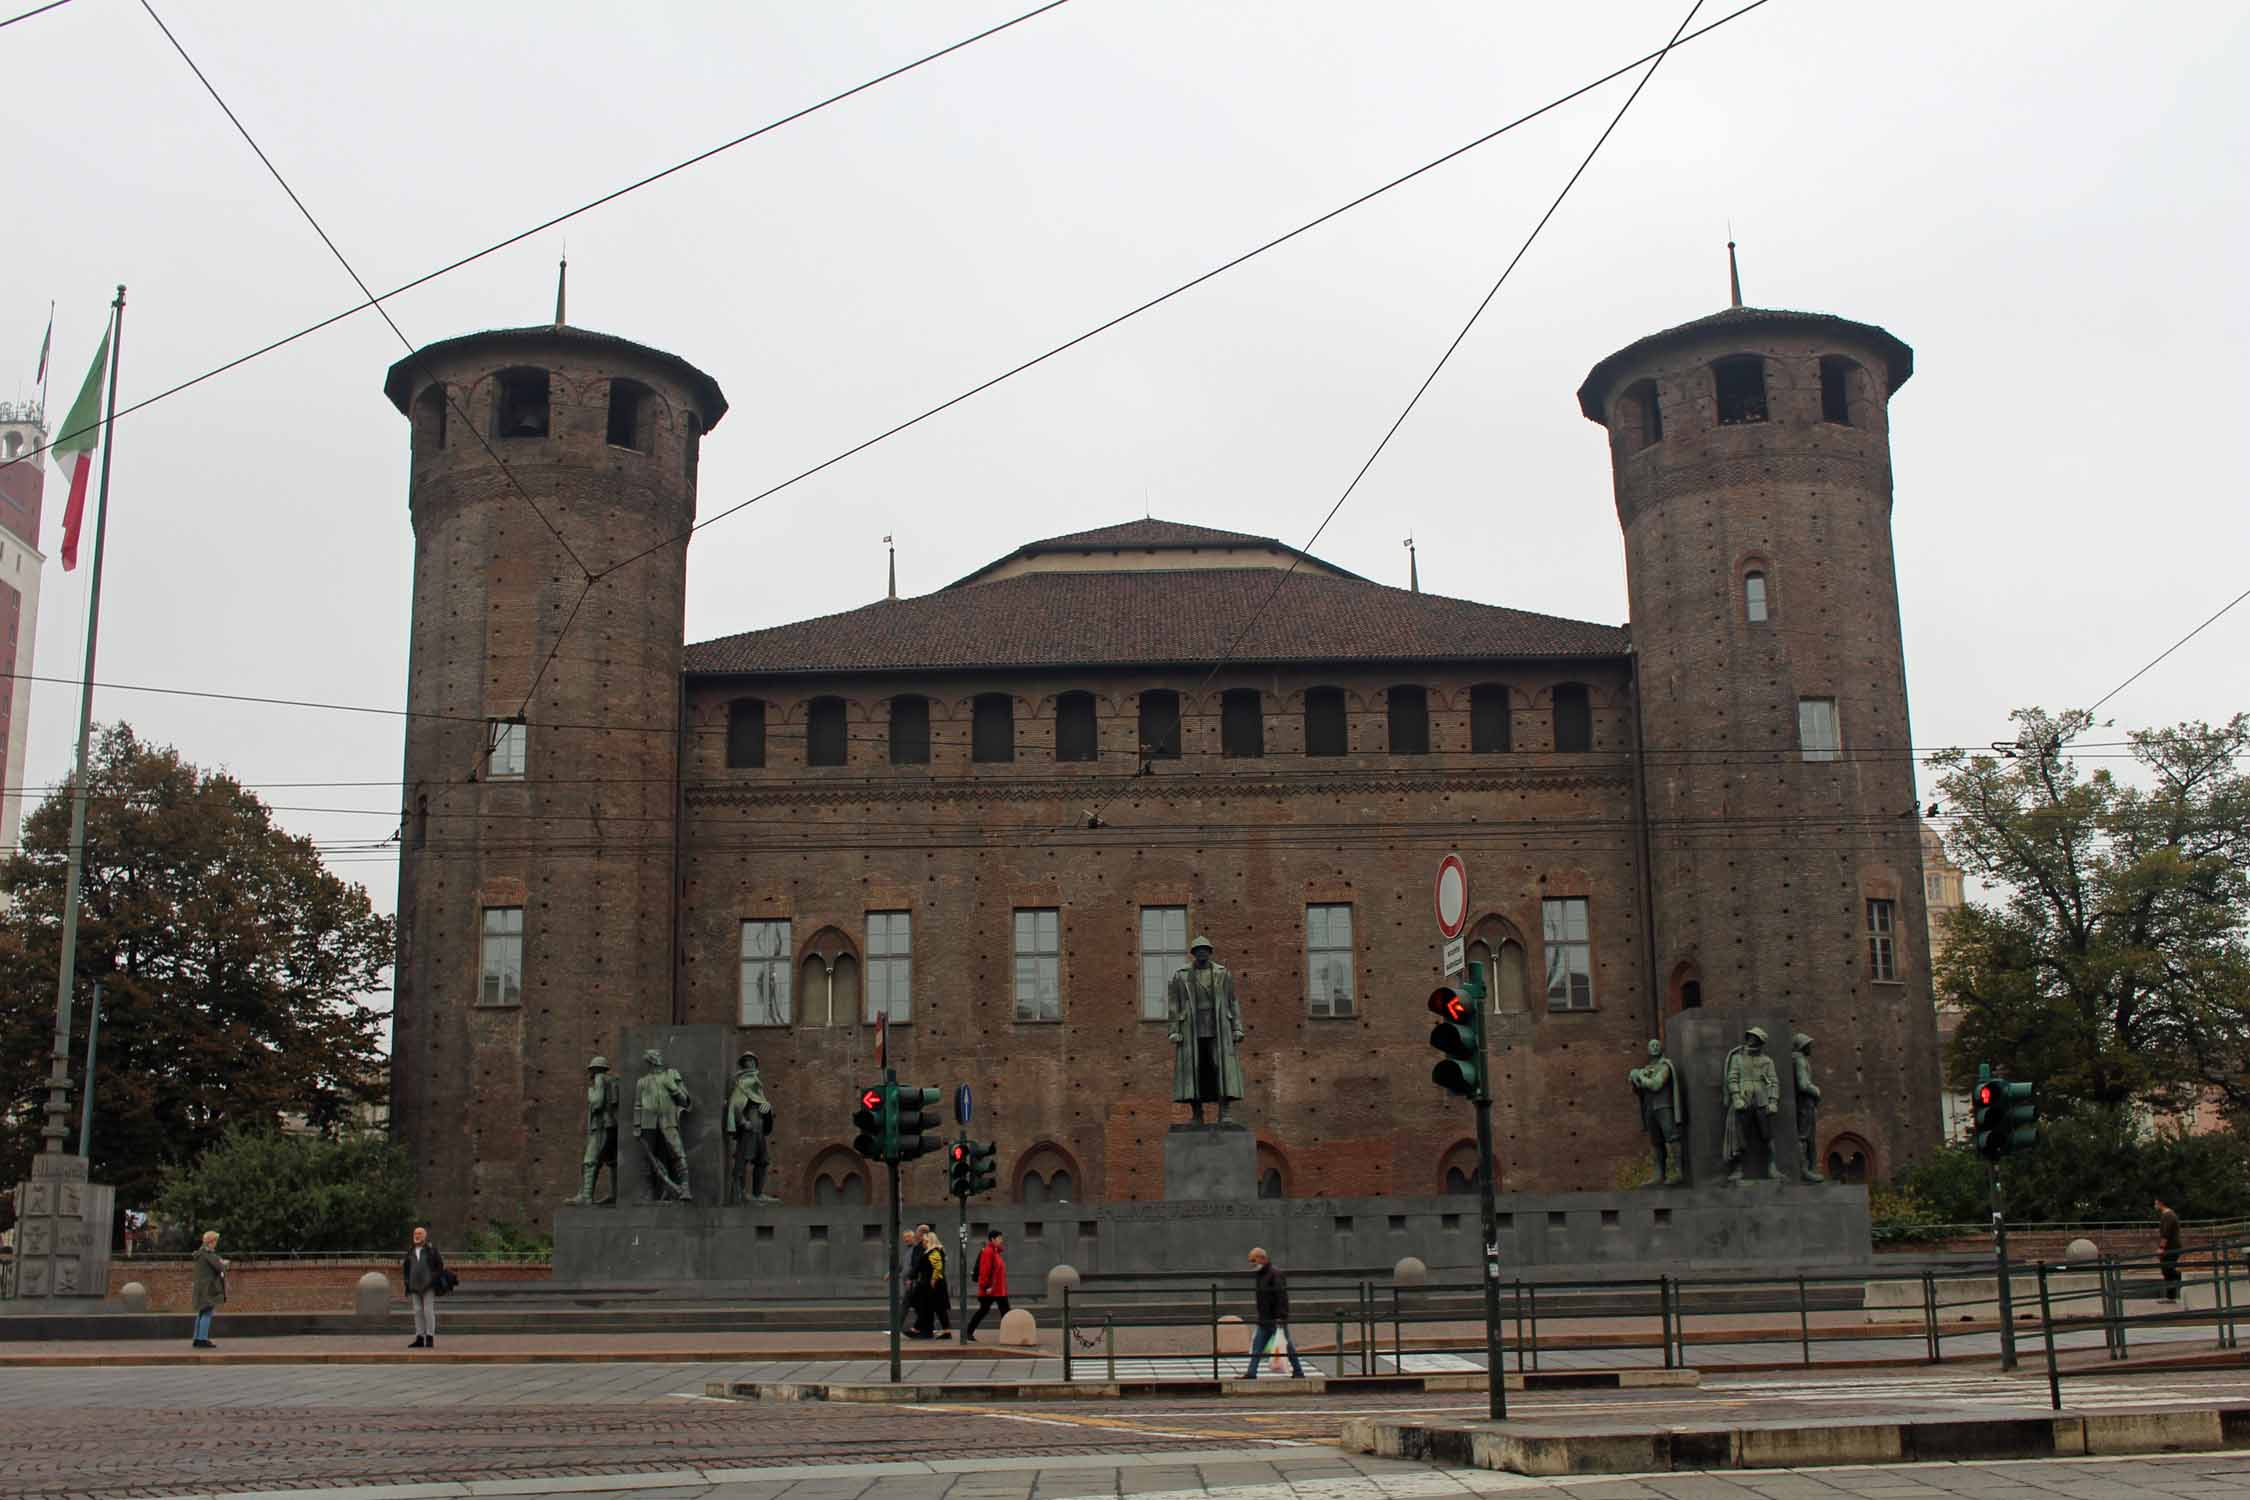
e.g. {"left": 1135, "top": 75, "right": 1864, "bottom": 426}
{"left": 1434, "top": 853, "right": 1470, "bottom": 939}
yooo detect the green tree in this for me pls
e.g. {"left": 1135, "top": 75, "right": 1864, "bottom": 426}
{"left": 1896, "top": 1113, "right": 2250, "bottom": 1225}
{"left": 153, "top": 1129, "right": 416, "bottom": 1252}
{"left": 0, "top": 724, "right": 394, "bottom": 1209}
{"left": 1928, "top": 708, "right": 2250, "bottom": 1115}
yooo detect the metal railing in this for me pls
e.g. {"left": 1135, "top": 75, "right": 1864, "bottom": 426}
{"left": 2031, "top": 1240, "right": 2246, "bottom": 1409}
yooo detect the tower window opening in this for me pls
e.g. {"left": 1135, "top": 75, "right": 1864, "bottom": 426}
{"left": 1552, "top": 683, "right": 1592, "bottom": 753}
{"left": 806, "top": 696, "right": 847, "bottom": 767}
{"left": 1387, "top": 684, "right": 1429, "bottom": 754}
{"left": 1304, "top": 686, "right": 1347, "bottom": 756}
{"left": 1713, "top": 355, "right": 1766, "bottom": 425}
{"left": 1138, "top": 689, "right": 1181, "bottom": 760}
{"left": 413, "top": 385, "right": 448, "bottom": 451}
{"left": 493, "top": 368, "right": 550, "bottom": 438}
{"left": 1745, "top": 570, "right": 1769, "bottom": 623}
{"left": 1221, "top": 688, "right": 1264, "bottom": 758}
{"left": 486, "top": 718, "right": 526, "bottom": 779}
{"left": 606, "top": 378, "right": 652, "bottom": 451}
{"left": 725, "top": 698, "right": 767, "bottom": 769}
{"left": 1054, "top": 691, "right": 1098, "bottom": 762}
{"left": 1, "top": 432, "right": 19, "bottom": 458}
{"left": 1819, "top": 356, "right": 1855, "bottom": 425}
{"left": 973, "top": 693, "right": 1015, "bottom": 763}
{"left": 684, "top": 412, "right": 702, "bottom": 482}
{"left": 1625, "top": 378, "right": 1662, "bottom": 449}
{"left": 888, "top": 695, "right": 930, "bottom": 765}
{"left": 1798, "top": 697, "right": 1841, "bottom": 762}
{"left": 1470, "top": 684, "right": 1511, "bottom": 753}
{"left": 412, "top": 793, "right": 428, "bottom": 850}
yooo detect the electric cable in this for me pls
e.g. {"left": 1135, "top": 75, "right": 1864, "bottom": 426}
{"left": 0, "top": 0, "right": 71, "bottom": 29}
{"left": 2084, "top": 582, "right": 2250, "bottom": 716}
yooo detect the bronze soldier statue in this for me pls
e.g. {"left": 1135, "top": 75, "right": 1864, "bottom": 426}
{"left": 1627, "top": 1038, "right": 1682, "bottom": 1186}
{"left": 568, "top": 1055, "right": 620, "bottom": 1204}
{"left": 1793, "top": 1032, "right": 1825, "bottom": 1182}
{"left": 1165, "top": 935, "right": 1244, "bottom": 1125}
{"left": 634, "top": 1047, "right": 694, "bottom": 1202}
{"left": 725, "top": 1051, "right": 776, "bottom": 1205}
{"left": 1722, "top": 1025, "right": 1783, "bottom": 1184}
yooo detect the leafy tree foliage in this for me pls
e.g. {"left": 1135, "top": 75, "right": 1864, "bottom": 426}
{"left": 153, "top": 1129, "right": 415, "bottom": 1252}
{"left": 1928, "top": 708, "right": 2250, "bottom": 1115}
{"left": 0, "top": 725, "right": 393, "bottom": 1208}
{"left": 1895, "top": 1111, "right": 2250, "bottom": 1225}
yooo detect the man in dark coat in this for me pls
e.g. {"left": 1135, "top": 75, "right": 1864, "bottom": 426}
{"left": 2156, "top": 1197, "right": 2184, "bottom": 1302}
{"left": 404, "top": 1225, "right": 447, "bottom": 1348}
{"left": 1244, "top": 1246, "right": 1304, "bottom": 1378}
{"left": 190, "top": 1230, "right": 228, "bottom": 1349}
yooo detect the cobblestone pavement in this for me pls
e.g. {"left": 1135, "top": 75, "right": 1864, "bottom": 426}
{"left": 2, "top": 1362, "right": 2247, "bottom": 1499}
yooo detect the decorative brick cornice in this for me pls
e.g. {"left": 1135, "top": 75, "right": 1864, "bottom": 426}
{"left": 686, "top": 767, "right": 1633, "bottom": 811}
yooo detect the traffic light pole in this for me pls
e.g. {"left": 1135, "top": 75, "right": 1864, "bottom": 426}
{"left": 1990, "top": 1159, "right": 2016, "bottom": 1372}
{"left": 885, "top": 1068, "right": 902, "bottom": 1384}
{"left": 1473, "top": 1084, "right": 1506, "bottom": 1420}
{"left": 956, "top": 1128, "right": 971, "bottom": 1338}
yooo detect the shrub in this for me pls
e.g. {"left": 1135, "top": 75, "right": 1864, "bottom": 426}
{"left": 153, "top": 1129, "right": 416, "bottom": 1253}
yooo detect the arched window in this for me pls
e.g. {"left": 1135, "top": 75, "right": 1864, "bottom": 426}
{"left": 725, "top": 699, "right": 766, "bottom": 769}
{"left": 1824, "top": 1133, "right": 1875, "bottom": 1185}
{"left": 606, "top": 377, "right": 653, "bottom": 451}
{"left": 1304, "top": 686, "right": 1347, "bottom": 757}
{"left": 1221, "top": 688, "right": 1264, "bottom": 758}
{"left": 1744, "top": 569, "right": 1770, "bottom": 624}
{"left": 1713, "top": 355, "right": 1766, "bottom": 425}
{"left": 1054, "top": 691, "right": 1097, "bottom": 762}
{"left": 1387, "top": 685, "right": 1429, "bottom": 755}
{"left": 1624, "top": 377, "right": 1662, "bottom": 450}
{"left": 1438, "top": 1140, "right": 1486, "bottom": 1196}
{"left": 493, "top": 367, "right": 551, "bottom": 438}
{"left": 888, "top": 695, "right": 930, "bottom": 766}
{"left": 1669, "top": 959, "right": 1704, "bottom": 1012}
{"left": 807, "top": 1147, "right": 871, "bottom": 1206}
{"left": 1255, "top": 1143, "right": 1290, "bottom": 1201}
{"left": 1138, "top": 689, "right": 1181, "bottom": 760}
{"left": 972, "top": 693, "right": 1015, "bottom": 763}
{"left": 1468, "top": 918, "right": 1531, "bottom": 1013}
{"left": 1470, "top": 684, "right": 1511, "bottom": 753}
{"left": 806, "top": 696, "right": 847, "bottom": 767}
{"left": 1819, "top": 356, "right": 1856, "bottom": 426}
{"left": 413, "top": 384, "right": 448, "bottom": 451}
{"left": 1016, "top": 1144, "right": 1081, "bottom": 1205}
{"left": 2, "top": 432, "right": 21, "bottom": 458}
{"left": 1552, "top": 683, "right": 1592, "bottom": 753}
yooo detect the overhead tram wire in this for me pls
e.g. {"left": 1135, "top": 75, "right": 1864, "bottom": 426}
{"left": 0, "top": 0, "right": 1078, "bottom": 478}
{"left": 1067, "top": 0, "right": 1715, "bottom": 838}
{"left": 0, "top": 0, "right": 71, "bottom": 29}
{"left": 2084, "top": 582, "right": 2250, "bottom": 717}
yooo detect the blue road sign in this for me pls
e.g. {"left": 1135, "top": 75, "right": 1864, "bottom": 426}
{"left": 954, "top": 1083, "right": 973, "bottom": 1126}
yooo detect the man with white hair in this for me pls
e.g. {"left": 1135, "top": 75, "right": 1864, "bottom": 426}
{"left": 1243, "top": 1246, "right": 1303, "bottom": 1378}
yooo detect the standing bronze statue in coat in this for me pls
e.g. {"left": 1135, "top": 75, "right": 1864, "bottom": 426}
{"left": 1165, "top": 935, "right": 1245, "bottom": 1124}
{"left": 725, "top": 1051, "right": 776, "bottom": 1205}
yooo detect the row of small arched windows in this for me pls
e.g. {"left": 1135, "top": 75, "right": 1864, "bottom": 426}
{"left": 1621, "top": 353, "right": 1862, "bottom": 451}
{"left": 721, "top": 683, "right": 1598, "bottom": 769}
{"left": 413, "top": 370, "right": 696, "bottom": 469}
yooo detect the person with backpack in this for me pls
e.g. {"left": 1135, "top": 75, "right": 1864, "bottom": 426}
{"left": 403, "top": 1225, "right": 450, "bottom": 1348}
{"left": 963, "top": 1230, "right": 1009, "bottom": 1342}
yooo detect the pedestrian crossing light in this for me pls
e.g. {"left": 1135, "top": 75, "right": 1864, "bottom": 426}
{"left": 852, "top": 1083, "right": 893, "bottom": 1161}
{"left": 1428, "top": 966, "right": 1485, "bottom": 1100}
{"left": 895, "top": 1085, "right": 945, "bottom": 1161}
{"left": 967, "top": 1139, "right": 999, "bottom": 1195}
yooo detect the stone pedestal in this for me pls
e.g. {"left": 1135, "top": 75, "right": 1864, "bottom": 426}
{"left": 619, "top": 1024, "right": 731, "bottom": 1205}
{"left": 1163, "top": 1122, "right": 1256, "bottom": 1202}
{"left": 8, "top": 1154, "right": 115, "bottom": 1303}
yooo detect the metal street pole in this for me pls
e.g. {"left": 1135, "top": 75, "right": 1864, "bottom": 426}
{"left": 886, "top": 1066, "right": 902, "bottom": 1384}
{"left": 1991, "top": 1160, "right": 2017, "bottom": 1371}
{"left": 957, "top": 1128, "right": 971, "bottom": 1337}
{"left": 76, "top": 982, "right": 103, "bottom": 1158}
{"left": 1474, "top": 1016, "right": 1506, "bottom": 1420}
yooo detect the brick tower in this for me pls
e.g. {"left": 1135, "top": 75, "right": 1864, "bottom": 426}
{"left": 1577, "top": 295, "right": 1941, "bottom": 1177}
{"left": 384, "top": 322, "right": 726, "bottom": 1229}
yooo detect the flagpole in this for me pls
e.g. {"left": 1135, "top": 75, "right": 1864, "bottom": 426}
{"left": 40, "top": 300, "right": 54, "bottom": 416}
{"left": 39, "top": 284, "right": 124, "bottom": 1159}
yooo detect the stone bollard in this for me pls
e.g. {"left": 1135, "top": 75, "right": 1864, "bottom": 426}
{"left": 1046, "top": 1263, "right": 1081, "bottom": 1302}
{"left": 2065, "top": 1238, "right": 2099, "bottom": 1265}
{"left": 998, "top": 1308, "right": 1039, "bottom": 1347}
{"left": 354, "top": 1271, "right": 393, "bottom": 1319}
{"left": 1393, "top": 1256, "right": 1428, "bottom": 1286}
{"left": 118, "top": 1282, "right": 149, "bottom": 1313}
{"left": 1216, "top": 1312, "right": 1249, "bottom": 1355}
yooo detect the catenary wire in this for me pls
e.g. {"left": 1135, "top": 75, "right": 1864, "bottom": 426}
{"left": 0, "top": 0, "right": 71, "bottom": 29}
{"left": 2084, "top": 583, "right": 2250, "bottom": 716}
{"left": 0, "top": 0, "right": 1077, "bottom": 475}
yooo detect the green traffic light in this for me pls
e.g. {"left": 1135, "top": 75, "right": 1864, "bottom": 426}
{"left": 1427, "top": 980, "right": 1484, "bottom": 1099}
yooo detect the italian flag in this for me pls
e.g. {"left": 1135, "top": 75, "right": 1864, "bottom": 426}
{"left": 49, "top": 326, "right": 111, "bottom": 572}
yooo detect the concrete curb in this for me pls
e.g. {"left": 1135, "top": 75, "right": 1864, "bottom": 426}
{"left": 707, "top": 1367, "right": 1700, "bottom": 1403}
{"left": 0, "top": 1344, "right": 1042, "bottom": 1368}
{"left": 1341, "top": 1405, "right": 2250, "bottom": 1476}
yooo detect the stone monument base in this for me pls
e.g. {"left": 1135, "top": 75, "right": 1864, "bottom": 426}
{"left": 1163, "top": 1122, "right": 1255, "bottom": 1202}
{"left": 7, "top": 1154, "right": 115, "bottom": 1304}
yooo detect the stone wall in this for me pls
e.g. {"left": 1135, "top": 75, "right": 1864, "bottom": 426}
{"left": 102, "top": 1258, "right": 552, "bottom": 1313}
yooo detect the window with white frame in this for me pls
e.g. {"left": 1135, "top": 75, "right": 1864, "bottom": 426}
{"left": 1867, "top": 899, "right": 1898, "bottom": 981}
{"left": 1014, "top": 908, "right": 1061, "bottom": 1022}
{"left": 1745, "top": 570, "right": 1769, "bottom": 623}
{"left": 487, "top": 719, "right": 526, "bottom": 778}
{"left": 1306, "top": 904, "right": 1355, "bottom": 1017}
{"left": 740, "top": 919, "right": 791, "bottom": 1025}
{"left": 1798, "top": 697, "right": 1841, "bottom": 763}
{"left": 1140, "top": 906, "right": 1188, "bottom": 1020}
{"left": 479, "top": 906, "right": 523, "bottom": 1007}
{"left": 1542, "top": 897, "right": 1593, "bottom": 1010}
{"left": 866, "top": 910, "right": 912, "bottom": 1022}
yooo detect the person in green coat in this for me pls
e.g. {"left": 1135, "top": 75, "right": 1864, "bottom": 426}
{"left": 190, "top": 1230, "right": 228, "bottom": 1349}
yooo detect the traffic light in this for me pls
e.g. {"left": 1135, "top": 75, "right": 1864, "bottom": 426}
{"left": 1428, "top": 980, "right": 1483, "bottom": 1100}
{"left": 966, "top": 1140, "right": 998, "bottom": 1195}
{"left": 895, "top": 1085, "right": 945, "bottom": 1160}
{"left": 947, "top": 1142, "right": 973, "bottom": 1197}
{"left": 1972, "top": 1067, "right": 2041, "bottom": 1160}
{"left": 852, "top": 1083, "right": 892, "bottom": 1160}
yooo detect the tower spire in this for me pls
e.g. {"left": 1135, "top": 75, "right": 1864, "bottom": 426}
{"left": 554, "top": 256, "right": 568, "bottom": 326}
{"left": 885, "top": 534, "right": 897, "bottom": 601}
{"left": 1405, "top": 535, "right": 1419, "bottom": 594}
{"left": 1727, "top": 239, "right": 1742, "bottom": 309}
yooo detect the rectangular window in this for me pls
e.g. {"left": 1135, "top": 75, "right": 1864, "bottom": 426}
{"left": 726, "top": 699, "right": 766, "bottom": 769}
{"left": 866, "top": 910, "right": 912, "bottom": 1022}
{"left": 1798, "top": 697, "right": 1841, "bottom": 762}
{"left": 1552, "top": 684, "right": 1592, "bottom": 753}
{"left": 1220, "top": 689, "right": 1264, "bottom": 758}
{"left": 1820, "top": 357, "right": 1853, "bottom": 425}
{"left": 1055, "top": 693, "right": 1098, "bottom": 763}
{"left": 1140, "top": 906, "right": 1188, "bottom": 1021}
{"left": 806, "top": 697, "right": 847, "bottom": 767}
{"left": 740, "top": 919, "right": 792, "bottom": 1025}
{"left": 1926, "top": 874, "right": 1943, "bottom": 902}
{"left": 972, "top": 694, "right": 1014, "bottom": 764}
{"left": 1013, "top": 908, "right": 1061, "bottom": 1022}
{"left": 1304, "top": 687, "right": 1347, "bottom": 756}
{"left": 1745, "top": 571, "right": 1769, "bottom": 623}
{"left": 1470, "top": 684, "right": 1511, "bottom": 753}
{"left": 889, "top": 696, "right": 930, "bottom": 765}
{"left": 1138, "top": 691, "right": 1181, "bottom": 760}
{"left": 1306, "top": 903, "right": 1355, "bottom": 1017}
{"left": 479, "top": 907, "right": 523, "bottom": 1007}
{"left": 1388, "top": 685, "right": 1429, "bottom": 754}
{"left": 1714, "top": 355, "right": 1767, "bottom": 425}
{"left": 487, "top": 719, "right": 526, "bottom": 779}
{"left": 1867, "top": 899, "right": 1897, "bottom": 981}
{"left": 1542, "top": 897, "right": 1593, "bottom": 1011}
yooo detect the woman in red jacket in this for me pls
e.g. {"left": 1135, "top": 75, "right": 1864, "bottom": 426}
{"left": 963, "top": 1229, "right": 1009, "bottom": 1342}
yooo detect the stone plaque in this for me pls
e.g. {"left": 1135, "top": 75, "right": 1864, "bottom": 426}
{"left": 21, "top": 1181, "right": 52, "bottom": 1217}
{"left": 18, "top": 1220, "right": 51, "bottom": 1257}
{"left": 1162, "top": 1122, "right": 1257, "bottom": 1202}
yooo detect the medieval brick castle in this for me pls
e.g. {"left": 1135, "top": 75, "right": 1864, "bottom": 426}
{"left": 385, "top": 298, "right": 1940, "bottom": 1232}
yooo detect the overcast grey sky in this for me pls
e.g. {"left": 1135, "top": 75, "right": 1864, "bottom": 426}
{"left": 3, "top": 0, "right": 2246, "bottom": 921}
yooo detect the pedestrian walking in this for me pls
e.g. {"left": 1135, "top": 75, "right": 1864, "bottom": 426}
{"left": 905, "top": 1224, "right": 934, "bottom": 1338}
{"left": 2156, "top": 1196, "right": 2183, "bottom": 1303}
{"left": 190, "top": 1230, "right": 228, "bottom": 1349}
{"left": 404, "top": 1225, "right": 447, "bottom": 1348}
{"left": 922, "top": 1227, "right": 952, "bottom": 1339}
{"left": 963, "top": 1230, "right": 1010, "bottom": 1343}
{"left": 1243, "top": 1246, "right": 1304, "bottom": 1378}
